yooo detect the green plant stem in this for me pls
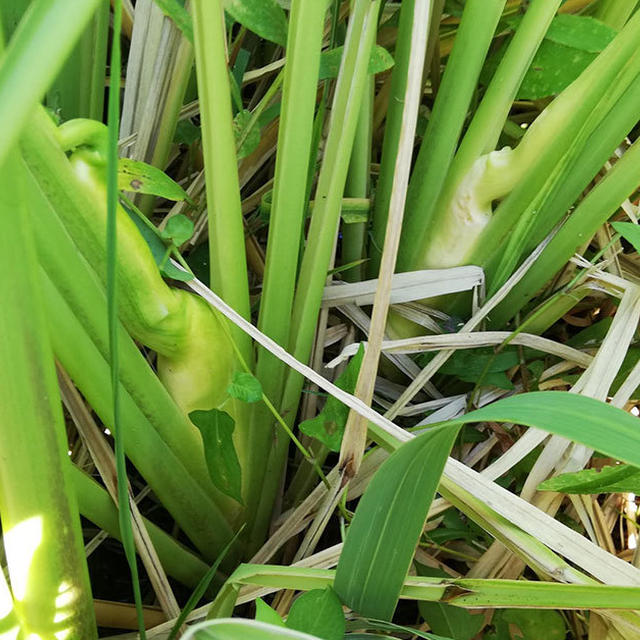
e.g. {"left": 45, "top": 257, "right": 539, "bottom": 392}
{"left": 191, "top": 0, "right": 252, "bottom": 365}
{"left": 489, "top": 130, "right": 640, "bottom": 327}
{"left": 443, "top": 0, "right": 562, "bottom": 198}
{"left": 246, "top": 0, "right": 328, "bottom": 551}
{"left": 594, "top": 0, "right": 639, "bottom": 28}
{"left": 0, "top": 150, "right": 97, "bottom": 638}
{"left": 106, "top": 2, "right": 146, "bottom": 633}
{"left": 369, "top": 0, "right": 415, "bottom": 276}
{"left": 469, "top": 13, "right": 640, "bottom": 282}
{"left": 0, "top": 0, "right": 103, "bottom": 166}
{"left": 524, "top": 70, "right": 640, "bottom": 254}
{"left": 71, "top": 466, "right": 212, "bottom": 589}
{"left": 397, "top": 0, "right": 507, "bottom": 273}
{"left": 248, "top": 0, "right": 383, "bottom": 554}
{"left": 47, "top": 0, "right": 109, "bottom": 120}
{"left": 341, "top": 76, "right": 373, "bottom": 282}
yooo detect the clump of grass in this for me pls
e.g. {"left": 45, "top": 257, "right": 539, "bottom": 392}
{"left": 3, "top": 1, "right": 640, "bottom": 638}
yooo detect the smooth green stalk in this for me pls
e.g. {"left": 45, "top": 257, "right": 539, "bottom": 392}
{"left": 192, "top": 0, "right": 252, "bottom": 365}
{"left": 208, "top": 563, "right": 640, "bottom": 617}
{"left": 594, "top": 0, "right": 639, "bottom": 28}
{"left": 466, "top": 13, "right": 640, "bottom": 278}
{"left": 0, "top": 150, "right": 96, "bottom": 638}
{"left": 489, "top": 129, "right": 640, "bottom": 326}
{"left": 439, "top": 0, "right": 563, "bottom": 207}
{"left": 249, "top": 0, "right": 383, "bottom": 553}
{"left": 47, "top": 0, "right": 109, "bottom": 121}
{"left": 0, "top": 0, "right": 102, "bottom": 166}
{"left": 524, "top": 69, "right": 640, "bottom": 254}
{"left": 397, "top": 0, "right": 507, "bottom": 273}
{"left": 341, "top": 76, "right": 373, "bottom": 283}
{"left": 71, "top": 466, "right": 211, "bottom": 589}
{"left": 369, "top": 0, "right": 415, "bottom": 275}
{"left": 247, "top": 0, "right": 328, "bottom": 549}
{"left": 105, "top": 3, "right": 146, "bottom": 632}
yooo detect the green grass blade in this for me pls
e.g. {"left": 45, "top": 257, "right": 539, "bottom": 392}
{"left": 248, "top": 0, "right": 328, "bottom": 549}
{"left": 334, "top": 424, "right": 462, "bottom": 620}
{"left": 105, "top": 2, "right": 146, "bottom": 636}
{"left": 0, "top": 0, "right": 102, "bottom": 166}
{"left": 441, "top": 391, "right": 640, "bottom": 468}
{"left": 192, "top": 0, "right": 252, "bottom": 365}
{"left": 398, "top": 0, "right": 507, "bottom": 273}
{"left": 0, "top": 149, "right": 97, "bottom": 636}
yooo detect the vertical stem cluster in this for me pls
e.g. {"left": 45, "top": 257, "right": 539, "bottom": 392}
{"left": 192, "top": 0, "right": 252, "bottom": 365}
{"left": 0, "top": 151, "right": 96, "bottom": 638}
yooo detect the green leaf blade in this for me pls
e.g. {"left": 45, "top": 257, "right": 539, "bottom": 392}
{"left": 334, "top": 424, "right": 462, "bottom": 620}
{"left": 189, "top": 409, "right": 244, "bottom": 504}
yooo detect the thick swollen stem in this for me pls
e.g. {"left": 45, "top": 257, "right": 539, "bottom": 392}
{"left": 0, "top": 150, "right": 97, "bottom": 638}
{"left": 24, "top": 110, "right": 236, "bottom": 416}
{"left": 419, "top": 10, "right": 640, "bottom": 275}
{"left": 398, "top": 0, "right": 507, "bottom": 274}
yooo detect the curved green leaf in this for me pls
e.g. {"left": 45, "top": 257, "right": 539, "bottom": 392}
{"left": 224, "top": 0, "right": 288, "bottom": 47}
{"left": 538, "top": 464, "right": 640, "bottom": 494}
{"left": 189, "top": 409, "right": 243, "bottom": 504}
{"left": 447, "top": 392, "right": 640, "bottom": 468}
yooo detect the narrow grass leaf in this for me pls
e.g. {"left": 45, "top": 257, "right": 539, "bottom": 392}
{"left": 190, "top": 409, "right": 244, "bottom": 503}
{"left": 224, "top": 0, "right": 288, "bottom": 47}
{"left": 286, "top": 588, "right": 345, "bottom": 640}
{"left": 334, "top": 424, "right": 462, "bottom": 620}
{"left": 538, "top": 464, "right": 640, "bottom": 494}
{"left": 612, "top": 220, "right": 640, "bottom": 252}
{"left": 118, "top": 158, "right": 190, "bottom": 200}
{"left": 444, "top": 392, "right": 640, "bottom": 469}
{"left": 106, "top": 1, "right": 146, "bottom": 637}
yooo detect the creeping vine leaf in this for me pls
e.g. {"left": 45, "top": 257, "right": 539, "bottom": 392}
{"left": 286, "top": 588, "right": 345, "bottom": 640}
{"left": 161, "top": 214, "right": 194, "bottom": 247}
{"left": 189, "top": 409, "right": 244, "bottom": 504}
{"left": 224, "top": 0, "right": 288, "bottom": 47}
{"left": 300, "top": 344, "right": 365, "bottom": 451}
{"left": 227, "top": 372, "right": 263, "bottom": 403}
